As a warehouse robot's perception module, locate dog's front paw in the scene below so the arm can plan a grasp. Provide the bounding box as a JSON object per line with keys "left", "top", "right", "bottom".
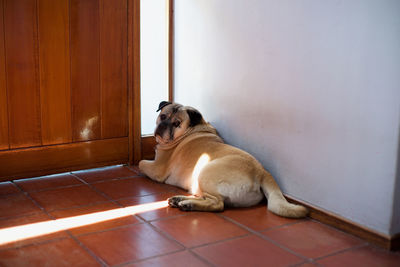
{"left": 168, "top": 196, "right": 185, "bottom": 208}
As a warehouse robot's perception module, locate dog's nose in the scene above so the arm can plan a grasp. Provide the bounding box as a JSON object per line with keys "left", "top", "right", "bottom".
{"left": 155, "top": 121, "right": 169, "bottom": 137}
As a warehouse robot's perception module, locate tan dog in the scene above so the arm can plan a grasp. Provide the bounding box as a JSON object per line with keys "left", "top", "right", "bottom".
{"left": 139, "top": 102, "right": 308, "bottom": 218}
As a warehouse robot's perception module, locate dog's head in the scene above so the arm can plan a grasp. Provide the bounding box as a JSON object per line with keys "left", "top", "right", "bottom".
{"left": 154, "top": 101, "right": 204, "bottom": 144}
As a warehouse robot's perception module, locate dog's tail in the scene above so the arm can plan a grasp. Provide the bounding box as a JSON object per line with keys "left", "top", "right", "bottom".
{"left": 261, "top": 171, "right": 308, "bottom": 218}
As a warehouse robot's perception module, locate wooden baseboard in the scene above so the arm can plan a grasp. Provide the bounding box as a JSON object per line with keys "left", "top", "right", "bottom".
{"left": 0, "top": 137, "right": 129, "bottom": 181}
{"left": 285, "top": 195, "right": 399, "bottom": 251}
{"left": 391, "top": 233, "right": 400, "bottom": 251}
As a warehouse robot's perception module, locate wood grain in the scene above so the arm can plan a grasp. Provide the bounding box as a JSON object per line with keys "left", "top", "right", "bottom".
{"left": 70, "top": 0, "right": 101, "bottom": 142}
{"left": 100, "top": 0, "right": 128, "bottom": 139}
{"left": 4, "top": 0, "right": 41, "bottom": 149}
{"left": 0, "top": 0, "right": 9, "bottom": 150}
{"left": 128, "top": 0, "right": 141, "bottom": 165}
{"left": 38, "top": 0, "right": 72, "bottom": 145}
{"left": 0, "top": 137, "right": 128, "bottom": 181}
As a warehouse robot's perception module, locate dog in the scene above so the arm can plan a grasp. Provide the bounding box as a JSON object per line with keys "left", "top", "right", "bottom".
{"left": 139, "top": 101, "right": 308, "bottom": 218}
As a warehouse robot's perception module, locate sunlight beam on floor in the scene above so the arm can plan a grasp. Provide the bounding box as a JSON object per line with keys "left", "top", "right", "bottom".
{"left": 0, "top": 200, "right": 169, "bottom": 246}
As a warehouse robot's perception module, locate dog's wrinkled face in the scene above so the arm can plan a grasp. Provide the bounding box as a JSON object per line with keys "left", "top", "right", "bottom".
{"left": 154, "top": 101, "right": 203, "bottom": 144}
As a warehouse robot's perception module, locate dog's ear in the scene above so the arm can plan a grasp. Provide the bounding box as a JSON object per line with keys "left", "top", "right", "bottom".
{"left": 156, "top": 101, "right": 172, "bottom": 112}
{"left": 187, "top": 108, "right": 203, "bottom": 127}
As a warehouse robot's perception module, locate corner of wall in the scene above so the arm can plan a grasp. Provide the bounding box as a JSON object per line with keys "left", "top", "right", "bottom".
{"left": 390, "top": 124, "right": 400, "bottom": 236}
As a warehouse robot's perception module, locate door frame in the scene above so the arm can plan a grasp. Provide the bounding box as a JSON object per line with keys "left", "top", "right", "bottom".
{"left": 128, "top": 0, "right": 141, "bottom": 165}
{"left": 134, "top": 0, "right": 175, "bottom": 163}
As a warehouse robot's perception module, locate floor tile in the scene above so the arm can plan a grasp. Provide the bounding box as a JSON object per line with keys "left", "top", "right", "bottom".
{"left": 118, "top": 193, "right": 184, "bottom": 221}
{"left": 14, "top": 173, "right": 83, "bottom": 192}
{"left": 77, "top": 223, "right": 183, "bottom": 266}
{"left": 50, "top": 202, "right": 140, "bottom": 236}
{"left": 0, "top": 182, "right": 19, "bottom": 196}
{"left": 92, "top": 177, "right": 169, "bottom": 200}
{"left": 127, "top": 165, "right": 145, "bottom": 176}
{"left": 0, "top": 194, "right": 41, "bottom": 219}
{"left": 0, "top": 238, "right": 100, "bottom": 267}
{"left": 316, "top": 245, "right": 400, "bottom": 267}
{"left": 151, "top": 213, "right": 249, "bottom": 247}
{"left": 262, "top": 220, "right": 364, "bottom": 259}
{"left": 0, "top": 212, "right": 69, "bottom": 249}
{"left": 193, "top": 235, "right": 303, "bottom": 267}
{"left": 29, "top": 185, "right": 108, "bottom": 212}
{"left": 297, "top": 263, "right": 319, "bottom": 267}
{"left": 127, "top": 250, "right": 210, "bottom": 267}
{"left": 222, "top": 204, "right": 301, "bottom": 231}
{"left": 72, "top": 165, "right": 138, "bottom": 183}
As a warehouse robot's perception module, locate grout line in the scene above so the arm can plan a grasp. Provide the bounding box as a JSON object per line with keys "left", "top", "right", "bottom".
{"left": 0, "top": 182, "right": 44, "bottom": 221}
{"left": 145, "top": 220, "right": 186, "bottom": 248}
{"left": 217, "top": 213, "right": 309, "bottom": 261}
{"left": 218, "top": 213, "right": 373, "bottom": 264}
{"left": 11, "top": 181, "right": 55, "bottom": 220}
{"left": 68, "top": 232, "right": 109, "bottom": 267}
{"left": 73, "top": 221, "right": 145, "bottom": 238}
{"left": 311, "top": 242, "right": 369, "bottom": 263}
{"left": 114, "top": 249, "right": 188, "bottom": 267}
{"left": 12, "top": 182, "right": 85, "bottom": 194}
{"left": 70, "top": 173, "right": 165, "bottom": 224}
{"left": 0, "top": 182, "right": 21, "bottom": 197}
{"left": 9, "top": 180, "right": 25, "bottom": 194}
{"left": 115, "top": 248, "right": 216, "bottom": 267}
{"left": 0, "top": 211, "right": 45, "bottom": 222}
{"left": 0, "top": 182, "right": 79, "bottom": 253}
{"left": 136, "top": 213, "right": 188, "bottom": 223}
{"left": 71, "top": 173, "right": 122, "bottom": 205}
{"left": 308, "top": 217, "right": 369, "bottom": 244}
{"left": 41, "top": 200, "right": 115, "bottom": 214}
{"left": 187, "top": 249, "right": 217, "bottom": 267}
{"left": 0, "top": 236, "right": 70, "bottom": 252}
{"left": 71, "top": 174, "right": 143, "bottom": 185}
{"left": 256, "top": 218, "right": 309, "bottom": 233}
{"left": 288, "top": 260, "right": 315, "bottom": 267}
{"left": 189, "top": 233, "right": 252, "bottom": 250}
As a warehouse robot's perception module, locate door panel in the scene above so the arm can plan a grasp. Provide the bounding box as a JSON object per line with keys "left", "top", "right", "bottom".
{"left": 4, "top": 0, "right": 42, "bottom": 149}
{"left": 38, "top": 0, "right": 72, "bottom": 145}
{"left": 100, "top": 0, "right": 128, "bottom": 139}
{"left": 70, "top": 0, "right": 101, "bottom": 142}
{"left": 0, "top": 0, "right": 136, "bottom": 180}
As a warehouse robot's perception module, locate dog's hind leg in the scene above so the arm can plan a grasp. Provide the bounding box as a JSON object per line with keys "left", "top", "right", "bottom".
{"left": 260, "top": 170, "right": 308, "bottom": 218}
{"left": 168, "top": 193, "right": 224, "bottom": 212}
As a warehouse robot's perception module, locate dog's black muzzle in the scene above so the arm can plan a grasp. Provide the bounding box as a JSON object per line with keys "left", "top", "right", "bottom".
{"left": 155, "top": 121, "right": 170, "bottom": 138}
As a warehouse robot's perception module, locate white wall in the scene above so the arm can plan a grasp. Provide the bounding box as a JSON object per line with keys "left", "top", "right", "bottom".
{"left": 174, "top": 0, "right": 400, "bottom": 235}
{"left": 140, "top": 0, "right": 168, "bottom": 135}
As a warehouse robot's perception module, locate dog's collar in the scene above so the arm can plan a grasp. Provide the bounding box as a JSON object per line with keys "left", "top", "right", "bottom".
{"left": 156, "top": 124, "right": 218, "bottom": 151}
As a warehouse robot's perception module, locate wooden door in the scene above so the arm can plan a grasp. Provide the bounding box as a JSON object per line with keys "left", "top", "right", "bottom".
{"left": 0, "top": 0, "right": 139, "bottom": 181}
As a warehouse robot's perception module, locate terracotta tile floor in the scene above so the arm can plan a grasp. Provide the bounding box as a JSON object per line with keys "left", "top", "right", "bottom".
{"left": 0, "top": 165, "right": 399, "bottom": 267}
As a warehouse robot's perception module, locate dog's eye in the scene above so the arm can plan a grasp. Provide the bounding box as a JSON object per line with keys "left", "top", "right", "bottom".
{"left": 160, "top": 114, "right": 167, "bottom": 121}
{"left": 173, "top": 121, "right": 181, "bottom": 128}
